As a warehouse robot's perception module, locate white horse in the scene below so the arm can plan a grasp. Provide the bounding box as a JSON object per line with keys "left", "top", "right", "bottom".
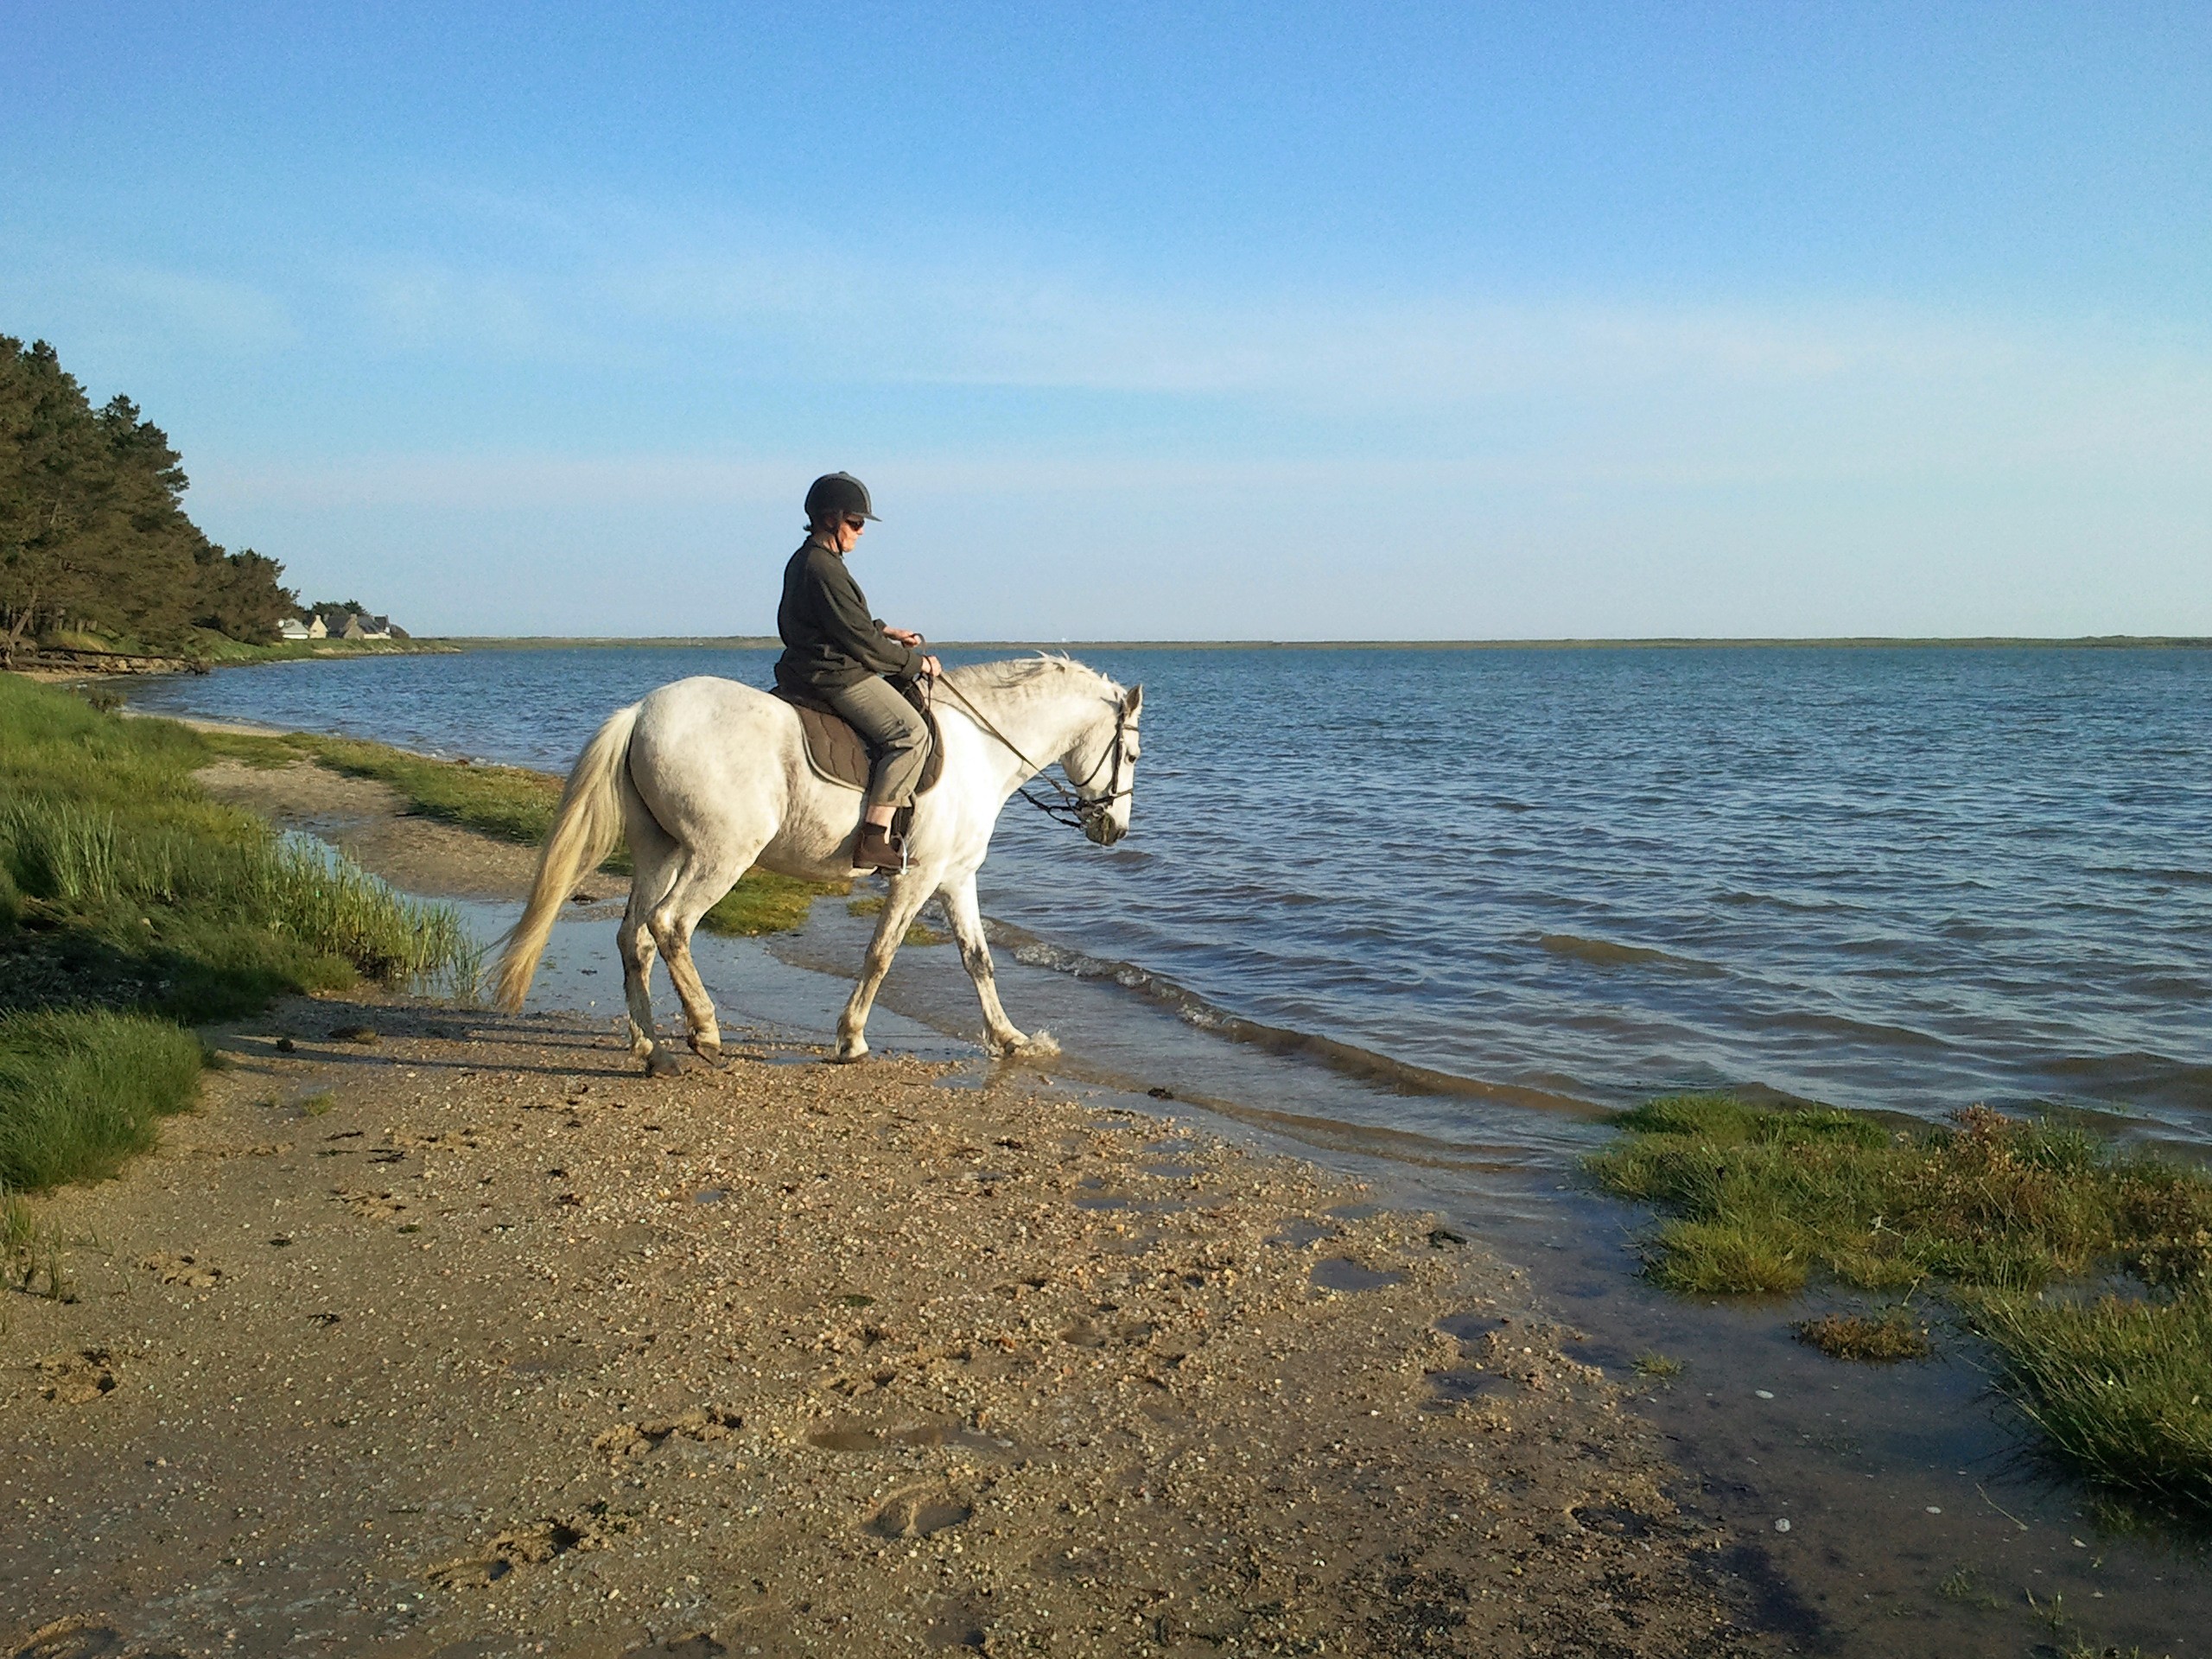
{"left": 493, "top": 656, "right": 1141, "bottom": 1072}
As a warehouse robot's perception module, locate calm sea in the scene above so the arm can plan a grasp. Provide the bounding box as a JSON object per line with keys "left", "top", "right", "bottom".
{"left": 130, "top": 644, "right": 2212, "bottom": 1151}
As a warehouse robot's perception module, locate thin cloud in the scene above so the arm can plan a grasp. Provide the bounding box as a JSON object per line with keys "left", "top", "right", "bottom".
{"left": 0, "top": 248, "right": 297, "bottom": 353}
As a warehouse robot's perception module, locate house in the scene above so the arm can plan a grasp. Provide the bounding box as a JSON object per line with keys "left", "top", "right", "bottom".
{"left": 302, "top": 603, "right": 401, "bottom": 641}
{"left": 278, "top": 613, "right": 321, "bottom": 640}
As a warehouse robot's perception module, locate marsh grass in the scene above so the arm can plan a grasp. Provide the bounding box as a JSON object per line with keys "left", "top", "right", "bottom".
{"left": 1586, "top": 1094, "right": 2196, "bottom": 1296}
{"left": 1590, "top": 1091, "right": 2212, "bottom": 1516}
{"left": 0, "top": 1009, "right": 206, "bottom": 1189}
{"left": 0, "top": 798, "right": 477, "bottom": 1016}
{"left": 1972, "top": 1289, "right": 2212, "bottom": 1517}
{"left": 202, "top": 727, "right": 842, "bottom": 936}
{"left": 847, "top": 891, "right": 951, "bottom": 945}
{"left": 701, "top": 868, "right": 845, "bottom": 937}
{"left": 1793, "top": 1308, "right": 1932, "bottom": 1362}
{"left": 0, "top": 675, "right": 479, "bottom": 1191}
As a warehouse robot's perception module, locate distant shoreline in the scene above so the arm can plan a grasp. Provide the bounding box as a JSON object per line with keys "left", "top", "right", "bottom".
{"left": 423, "top": 632, "right": 2212, "bottom": 652}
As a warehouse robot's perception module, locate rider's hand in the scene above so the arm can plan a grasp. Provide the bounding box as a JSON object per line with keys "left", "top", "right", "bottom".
{"left": 919, "top": 654, "right": 943, "bottom": 678}
{"left": 884, "top": 626, "right": 924, "bottom": 646}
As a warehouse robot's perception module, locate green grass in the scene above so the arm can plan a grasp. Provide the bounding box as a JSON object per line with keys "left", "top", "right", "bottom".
{"left": 700, "top": 870, "right": 843, "bottom": 936}
{"left": 847, "top": 891, "right": 950, "bottom": 945}
{"left": 0, "top": 1009, "right": 205, "bottom": 1188}
{"left": 200, "top": 726, "right": 565, "bottom": 841}
{"left": 26, "top": 626, "right": 442, "bottom": 665}
{"left": 1589, "top": 1092, "right": 2212, "bottom": 1517}
{"left": 189, "top": 632, "right": 445, "bottom": 664}
{"left": 201, "top": 727, "right": 842, "bottom": 936}
{"left": 1586, "top": 1094, "right": 2181, "bottom": 1295}
{"left": 1974, "top": 1289, "right": 2212, "bottom": 1516}
{"left": 0, "top": 673, "right": 480, "bottom": 1190}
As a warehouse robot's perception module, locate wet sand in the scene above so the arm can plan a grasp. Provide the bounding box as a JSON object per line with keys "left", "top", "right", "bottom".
{"left": 2, "top": 765, "right": 1770, "bottom": 1656}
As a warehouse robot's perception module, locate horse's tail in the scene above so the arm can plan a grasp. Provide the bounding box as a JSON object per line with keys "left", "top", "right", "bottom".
{"left": 493, "top": 702, "right": 641, "bottom": 1012}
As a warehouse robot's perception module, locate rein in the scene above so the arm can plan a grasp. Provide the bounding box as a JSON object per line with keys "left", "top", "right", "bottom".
{"left": 927, "top": 673, "right": 1132, "bottom": 833}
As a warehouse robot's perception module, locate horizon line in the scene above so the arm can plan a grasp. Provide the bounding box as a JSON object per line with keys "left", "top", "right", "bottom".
{"left": 421, "top": 633, "right": 2212, "bottom": 651}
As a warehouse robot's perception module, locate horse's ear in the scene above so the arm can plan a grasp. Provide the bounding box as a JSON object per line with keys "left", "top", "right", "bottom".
{"left": 1122, "top": 683, "right": 1143, "bottom": 719}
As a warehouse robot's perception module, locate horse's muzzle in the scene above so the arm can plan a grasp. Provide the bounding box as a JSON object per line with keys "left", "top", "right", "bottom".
{"left": 1085, "top": 817, "right": 1124, "bottom": 847}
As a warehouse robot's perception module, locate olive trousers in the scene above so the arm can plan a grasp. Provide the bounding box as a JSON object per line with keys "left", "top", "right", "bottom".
{"left": 823, "top": 675, "right": 929, "bottom": 810}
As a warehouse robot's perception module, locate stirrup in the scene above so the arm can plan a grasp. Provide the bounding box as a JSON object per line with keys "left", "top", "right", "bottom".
{"left": 852, "top": 823, "right": 907, "bottom": 874}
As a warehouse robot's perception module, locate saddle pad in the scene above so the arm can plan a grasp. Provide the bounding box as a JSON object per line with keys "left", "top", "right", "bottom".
{"left": 774, "top": 688, "right": 945, "bottom": 797}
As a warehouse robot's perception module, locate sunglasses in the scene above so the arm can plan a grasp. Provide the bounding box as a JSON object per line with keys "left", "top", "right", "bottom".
{"left": 842, "top": 516, "right": 867, "bottom": 531}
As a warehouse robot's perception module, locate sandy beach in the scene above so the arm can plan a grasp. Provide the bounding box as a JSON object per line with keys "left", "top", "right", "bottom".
{"left": 3, "top": 760, "right": 1769, "bottom": 1657}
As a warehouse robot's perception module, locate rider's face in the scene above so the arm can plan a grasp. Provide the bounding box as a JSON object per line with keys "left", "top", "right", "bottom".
{"left": 834, "top": 516, "right": 864, "bottom": 553}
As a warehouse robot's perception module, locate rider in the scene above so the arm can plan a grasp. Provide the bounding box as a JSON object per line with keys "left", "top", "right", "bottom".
{"left": 774, "top": 472, "right": 943, "bottom": 872}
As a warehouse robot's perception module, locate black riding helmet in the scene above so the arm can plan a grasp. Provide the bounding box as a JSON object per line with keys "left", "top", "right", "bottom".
{"left": 804, "top": 472, "right": 878, "bottom": 523}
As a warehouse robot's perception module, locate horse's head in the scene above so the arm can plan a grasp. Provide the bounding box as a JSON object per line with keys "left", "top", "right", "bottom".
{"left": 1064, "top": 681, "right": 1142, "bottom": 846}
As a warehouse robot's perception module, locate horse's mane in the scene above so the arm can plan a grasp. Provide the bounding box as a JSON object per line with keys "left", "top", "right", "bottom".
{"left": 942, "top": 652, "right": 1118, "bottom": 698}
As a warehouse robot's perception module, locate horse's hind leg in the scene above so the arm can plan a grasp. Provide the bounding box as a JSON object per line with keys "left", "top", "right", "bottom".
{"left": 647, "top": 842, "right": 768, "bottom": 1065}
{"left": 941, "top": 871, "right": 1045, "bottom": 1057}
{"left": 618, "top": 893, "right": 660, "bottom": 1063}
{"left": 620, "top": 810, "right": 684, "bottom": 1071}
{"left": 835, "top": 869, "right": 935, "bottom": 1062}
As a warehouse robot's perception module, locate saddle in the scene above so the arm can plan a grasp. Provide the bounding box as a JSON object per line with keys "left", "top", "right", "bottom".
{"left": 770, "top": 678, "right": 946, "bottom": 803}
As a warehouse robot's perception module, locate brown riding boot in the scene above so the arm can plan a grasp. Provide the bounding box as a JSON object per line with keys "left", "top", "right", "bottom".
{"left": 852, "top": 822, "right": 907, "bottom": 873}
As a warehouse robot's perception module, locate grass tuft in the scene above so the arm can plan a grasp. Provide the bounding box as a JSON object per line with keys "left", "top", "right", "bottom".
{"left": 1793, "top": 1308, "right": 1932, "bottom": 1362}
{"left": 1970, "top": 1289, "right": 2212, "bottom": 1516}
{"left": 0, "top": 1008, "right": 205, "bottom": 1189}
{"left": 1590, "top": 1090, "right": 2212, "bottom": 1516}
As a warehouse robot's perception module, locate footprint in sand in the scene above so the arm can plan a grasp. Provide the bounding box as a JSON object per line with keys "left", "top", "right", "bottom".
{"left": 1058, "top": 1313, "right": 1156, "bottom": 1348}
{"left": 426, "top": 1516, "right": 602, "bottom": 1589}
{"left": 591, "top": 1407, "right": 743, "bottom": 1461}
{"left": 137, "top": 1251, "right": 226, "bottom": 1288}
{"left": 35, "top": 1350, "right": 118, "bottom": 1405}
{"left": 5, "top": 1613, "right": 187, "bottom": 1658}
{"left": 331, "top": 1187, "right": 408, "bottom": 1219}
{"left": 866, "top": 1485, "right": 973, "bottom": 1539}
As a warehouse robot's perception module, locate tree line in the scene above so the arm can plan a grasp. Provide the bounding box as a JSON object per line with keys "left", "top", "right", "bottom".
{"left": 0, "top": 334, "right": 296, "bottom": 656}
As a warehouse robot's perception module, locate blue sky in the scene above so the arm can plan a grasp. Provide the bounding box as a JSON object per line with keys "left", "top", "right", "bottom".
{"left": 4, "top": 3, "right": 2207, "bottom": 638}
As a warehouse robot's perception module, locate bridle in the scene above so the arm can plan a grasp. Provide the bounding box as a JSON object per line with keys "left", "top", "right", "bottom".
{"left": 928, "top": 674, "right": 1137, "bottom": 836}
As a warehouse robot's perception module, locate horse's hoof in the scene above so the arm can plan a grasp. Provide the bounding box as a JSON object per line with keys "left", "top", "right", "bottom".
{"left": 688, "top": 1039, "right": 729, "bottom": 1071}
{"left": 1006, "top": 1029, "right": 1059, "bottom": 1060}
{"left": 833, "top": 1040, "right": 869, "bottom": 1065}
{"left": 644, "top": 1046, "right": 691, "bottom": 1078}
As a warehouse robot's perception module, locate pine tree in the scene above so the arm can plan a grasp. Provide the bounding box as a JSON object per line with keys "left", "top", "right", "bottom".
{"left": 0, "top": 335, "right": 300, "bottom": 655}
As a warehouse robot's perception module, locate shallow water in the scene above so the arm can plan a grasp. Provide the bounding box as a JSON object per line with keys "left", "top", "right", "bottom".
{"left": 130, "top": 641, "right": 2212, "bottom": 1154}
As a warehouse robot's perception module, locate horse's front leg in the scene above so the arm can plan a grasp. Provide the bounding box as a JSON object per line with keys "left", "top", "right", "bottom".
{"left": 941, "top": 872, "right": 1051, "bottom": 1058}
{"left": 836, "top": 869, "right": 935, "bottom": 1062}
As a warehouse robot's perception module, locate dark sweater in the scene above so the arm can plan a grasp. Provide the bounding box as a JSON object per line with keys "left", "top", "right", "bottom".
{"left": 773, "top": 536, "right": 920, "bottom": 694}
